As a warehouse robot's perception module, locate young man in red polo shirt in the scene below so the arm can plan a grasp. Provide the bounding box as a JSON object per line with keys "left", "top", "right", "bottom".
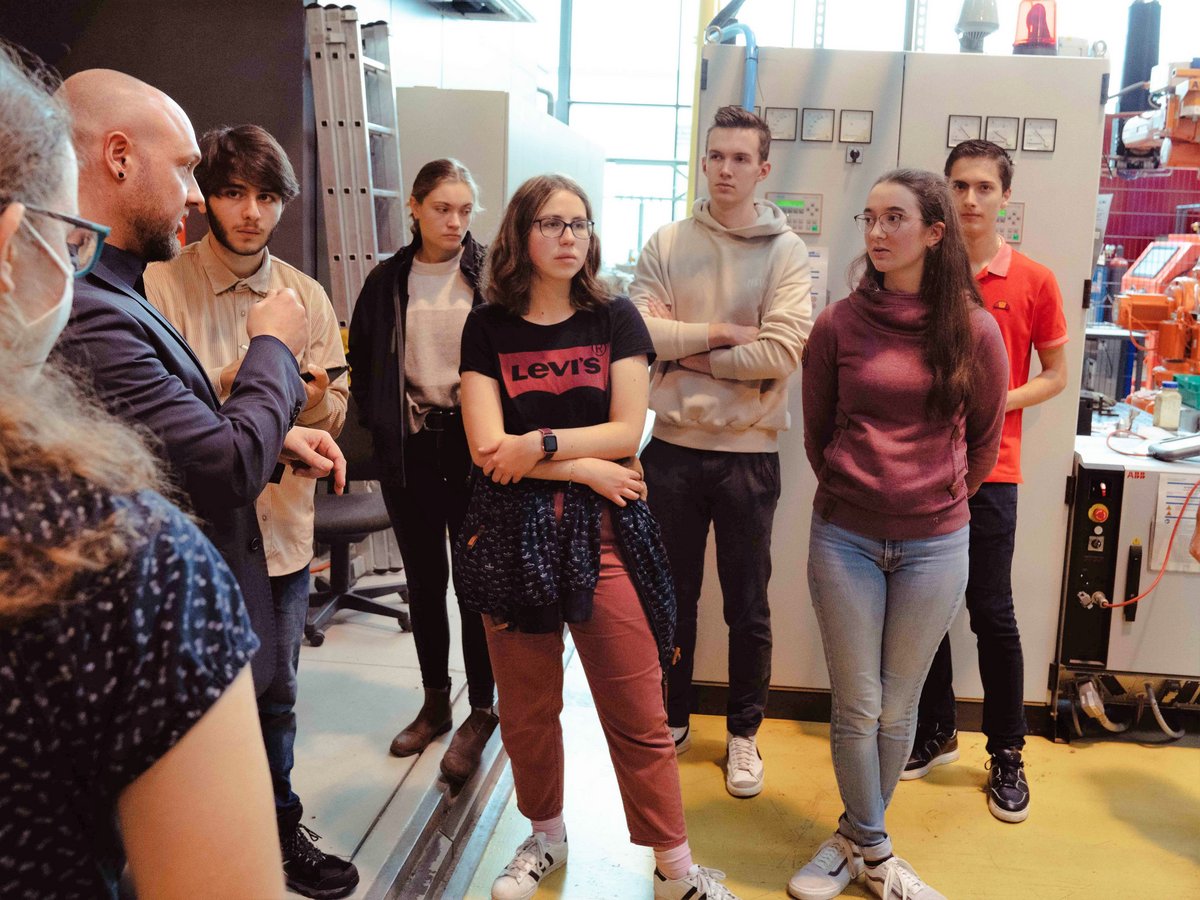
{"left": 902, "top": 140, "right": 1068, "bottom": 824}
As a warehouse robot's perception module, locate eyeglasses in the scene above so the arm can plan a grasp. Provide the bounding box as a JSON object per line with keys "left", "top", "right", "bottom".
{"left": 853, "top": 213, "right": 910, "bottom": 235}
{"left": 2, "top": 200, "right": 111, "bottom": 277}
{"left": 532, "top": 217, "right": 594, "bottom": 240}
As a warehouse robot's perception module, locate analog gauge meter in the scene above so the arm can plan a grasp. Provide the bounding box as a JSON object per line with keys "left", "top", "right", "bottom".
{"left": 985, "top": 116, "right": 1020, "bottom": 151}
{"left": 1023, "top": 117, "right": 1057, "bottom": 152}
{"left": 800, "top": 107, "right": 834, "bottom": 142}
{"left": 765, "top": 107, "right": 798, "bottom": 141}
{"left": 839, "top": 109, "right": 873, "bottom": 144}
{"left": 947, "top": 114, "right": 982, "bottom": 148}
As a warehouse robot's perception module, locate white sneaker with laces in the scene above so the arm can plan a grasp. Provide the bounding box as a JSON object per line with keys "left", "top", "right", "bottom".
{"left": 725, "top": 732, "right": 764, "bottom": 797}
{"left": 654, "top": 864, "right": 741, "bottom": 899}
{"left": 863, "top": 856, "right": 946, "bottom": 900}
{"left": 490, "top": 832, "right": 568, "bottom": 900}
{"left": 787, "top": 832, "right": 865, "bottom": 900}
{"left": 670, "top": 724, "right": 691, "bottom": 755}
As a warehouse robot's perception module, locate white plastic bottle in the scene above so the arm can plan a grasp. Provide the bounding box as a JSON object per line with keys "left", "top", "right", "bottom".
{"left": 1154, "top": 380, "right": 1182, "bottom": 430}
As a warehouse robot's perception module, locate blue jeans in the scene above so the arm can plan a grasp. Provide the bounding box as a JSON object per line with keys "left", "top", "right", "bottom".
{"left": 808, "top": 514, "right": 968, "bottom": 850}
{"left": 918, "top": 483, "right": 1027, "bottom": 754}
{"left": 259, "top": 564, "right": 310, "bottom": 831}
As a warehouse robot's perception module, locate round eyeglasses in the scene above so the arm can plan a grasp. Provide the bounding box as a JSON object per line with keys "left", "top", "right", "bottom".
{"left": 853, "top": 213, "right": 910, "bottom": 235}
{"left": 533, "top": 217, "right": 594, "bottom": 240}
{"left": 7, "top": 201, "right": 111, "bottom": 277}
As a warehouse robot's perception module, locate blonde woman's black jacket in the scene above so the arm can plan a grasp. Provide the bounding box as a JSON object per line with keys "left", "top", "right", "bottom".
{"left": 347, "top": 231, "right": 486, "bottom": 484}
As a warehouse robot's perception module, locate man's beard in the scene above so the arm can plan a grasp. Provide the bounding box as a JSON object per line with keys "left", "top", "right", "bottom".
{"left": 129, "top": 209, "right": 182, "bottom": 263}
{"left": 208, "top": 209, "right": 276, "bottom": 257}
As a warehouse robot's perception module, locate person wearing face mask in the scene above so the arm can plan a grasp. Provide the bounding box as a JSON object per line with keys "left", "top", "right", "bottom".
{"left": 347, "top": 158, "right": 497, "bottom": 784}
{"left": 0, "top": 42, "right": 283, "bottom": 897}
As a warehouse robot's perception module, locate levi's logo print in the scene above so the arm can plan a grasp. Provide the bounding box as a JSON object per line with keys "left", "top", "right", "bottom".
{"left": 500, "top": 343, "right": 610, "bottom": 396}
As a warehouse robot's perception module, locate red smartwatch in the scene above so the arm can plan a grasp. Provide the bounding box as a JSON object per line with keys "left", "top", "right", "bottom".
{"left": 538, "top": 427, "right": 557, "bottom": 460}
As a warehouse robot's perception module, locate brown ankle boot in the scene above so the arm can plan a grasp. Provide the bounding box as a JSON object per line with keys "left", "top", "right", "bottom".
{"left": 389, "top": 686, "right": 452, "bottom": 757}
{"left": 440, "top": 707, "right": 499, "bottom": 783}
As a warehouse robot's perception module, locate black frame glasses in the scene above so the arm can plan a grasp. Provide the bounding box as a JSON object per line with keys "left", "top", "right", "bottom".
{"left": 853, "top": 213, "right": 910, "bottom": 235}
{"left": 532, "top": 217, "right": 594, "bottom": 240}
{"left": 3, "top": 200, "right": 111, "bottom": 277}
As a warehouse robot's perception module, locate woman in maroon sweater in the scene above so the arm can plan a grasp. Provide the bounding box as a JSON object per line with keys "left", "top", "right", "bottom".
{"left": 789, "top": 169, "right": 1007, "bottom": 900}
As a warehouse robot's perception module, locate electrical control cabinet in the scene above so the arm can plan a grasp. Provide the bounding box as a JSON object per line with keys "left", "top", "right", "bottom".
{"left": 1050, "top": 438, "right": 1200, "bottom": 740}
{"left": 696, "top": 45, "right": 1107, "bottom": 706}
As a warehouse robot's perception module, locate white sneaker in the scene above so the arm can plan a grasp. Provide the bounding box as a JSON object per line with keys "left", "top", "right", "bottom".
{"left": 787, "top": 832, "right": 865, "bottom": 900}
{"left": 670, "top": 724, "right": 691, "bottom": 755}
{"left": 863, "top": 856, "right": 946, "bottom": 900}
{"left": 654, "top": 864, "right": 740, "bottom": 899}
{"left": 490, "top": 832, "right": 568, "bottom": 900}
{"left": 725, "top": 733, "right": 764, "bottom": 797}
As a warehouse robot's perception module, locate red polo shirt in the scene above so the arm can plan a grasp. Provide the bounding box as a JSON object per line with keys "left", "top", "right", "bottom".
{"left": 977, "top": 242, "right": 1068, "bottom": 484}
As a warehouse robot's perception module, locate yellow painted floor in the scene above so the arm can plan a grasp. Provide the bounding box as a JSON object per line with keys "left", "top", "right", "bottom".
{"left": 464, "top": 651, "right": 1200, "bottom": 899}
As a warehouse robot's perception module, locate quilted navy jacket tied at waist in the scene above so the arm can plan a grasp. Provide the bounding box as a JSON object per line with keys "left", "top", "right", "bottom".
{"left": 452, "top": 474, "right": 677, "bottom": 670}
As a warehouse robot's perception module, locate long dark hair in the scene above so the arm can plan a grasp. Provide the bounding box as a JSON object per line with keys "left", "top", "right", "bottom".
{"left": 852, "top": 168, "right": 983, "bottom": 420}
{"left": 482, "top": 173, "right": 607, "bottom": 315}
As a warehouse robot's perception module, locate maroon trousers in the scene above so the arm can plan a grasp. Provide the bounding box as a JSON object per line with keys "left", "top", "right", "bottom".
{"left": 485, "top": 510, "right": 687, "bottom": 849}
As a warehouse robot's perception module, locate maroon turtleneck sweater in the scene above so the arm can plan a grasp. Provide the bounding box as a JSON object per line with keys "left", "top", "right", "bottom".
{"left": 801, "top": 285, "right": 1009, "bottom": 540}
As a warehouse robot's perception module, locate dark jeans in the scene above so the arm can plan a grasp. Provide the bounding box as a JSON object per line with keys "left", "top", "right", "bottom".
{"left": 259, "top": 564, "right": 311, "bottom": 831}
{"left": 917, "top": 482, "right": 1027, "bottom": 754}
{"left": 379, "top": 415, "right": 494, "bottom": 709}
{"left": 641, "top": 438, "right": 780, "bottom": 737}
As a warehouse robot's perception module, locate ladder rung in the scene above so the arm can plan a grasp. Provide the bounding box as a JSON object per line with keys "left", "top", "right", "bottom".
{"left": 377, "top": 252, "right": 394, "bottom": 262}
{"left": 361, "top": 55, "right": 387, "bottom": 72}
{"left": 372, "top": 188, "right": 400, "bottom": 198}
{"left": 367, "top": 123, "right": 395, "bottom": 136}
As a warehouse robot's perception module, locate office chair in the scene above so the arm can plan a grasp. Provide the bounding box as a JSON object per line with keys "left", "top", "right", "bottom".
{"left": 306, "top": 396, "right": 410, "bottom": 646}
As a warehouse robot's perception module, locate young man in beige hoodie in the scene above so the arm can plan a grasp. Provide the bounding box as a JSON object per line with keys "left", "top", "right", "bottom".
{"left": 631, "top": 106, "right": 812, "bottom": 798}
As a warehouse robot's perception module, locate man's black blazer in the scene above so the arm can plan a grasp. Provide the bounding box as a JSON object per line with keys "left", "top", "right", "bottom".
{"left": 55, "top": 249, "right": 306, "bottom": 690}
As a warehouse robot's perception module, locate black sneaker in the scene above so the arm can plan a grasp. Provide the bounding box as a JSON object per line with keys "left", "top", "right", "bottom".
{"left": 900, "top": 726, "right": 959, "bottom": 781}
{"left": 986, "top": 748, "right": 1030, "bottom": 823}
{"left": 282, "top": 823, "right": 360, "bottom": 899}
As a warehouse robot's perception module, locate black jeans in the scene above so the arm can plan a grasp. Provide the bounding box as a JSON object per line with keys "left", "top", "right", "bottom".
{"left": 641, "top": 438, "right": 780, "bottom": 737}
{"left": 379, "top": 415, "right": 495, "bottom": 709}
{"left": 917, "top": 482, "right": 1026, "bottom": 754}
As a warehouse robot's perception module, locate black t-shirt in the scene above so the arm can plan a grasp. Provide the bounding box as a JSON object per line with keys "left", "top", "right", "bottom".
{"left": 459, "top": 296, "right": 655, "bottom": 433}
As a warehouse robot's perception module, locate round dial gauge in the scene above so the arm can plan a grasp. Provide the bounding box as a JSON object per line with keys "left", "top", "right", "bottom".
{"left": 765, "top": 107, "right": 798, "bottom": 141}
{"left": 801, "top": 108, "right": 834, "bottom": 142}
{"left": 839, "top": 109, "right": 873, "bottom": 144}
{"left": 985, "top": 116, "right": 1020, "bottom": 151}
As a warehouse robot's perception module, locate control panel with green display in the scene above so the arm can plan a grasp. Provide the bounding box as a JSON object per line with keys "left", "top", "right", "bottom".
{"left": 995, "top": 201, "right": 1024, "bottom": 244}
{"left": 766, "top": 191, "right": 823, "bottom": 236}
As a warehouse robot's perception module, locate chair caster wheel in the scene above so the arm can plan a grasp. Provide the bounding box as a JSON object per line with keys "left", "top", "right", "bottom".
{"left": 306, "top": 629, "right": 325, "bottom": 647}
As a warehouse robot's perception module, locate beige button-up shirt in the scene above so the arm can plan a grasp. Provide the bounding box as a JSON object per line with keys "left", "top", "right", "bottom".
{"left": 145, "top": 233, "right": 348, "bottom": 577}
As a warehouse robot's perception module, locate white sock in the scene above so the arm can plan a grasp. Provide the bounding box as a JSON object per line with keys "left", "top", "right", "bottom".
{"left": 530, "top": 814, "right": 565, "bottom": 844}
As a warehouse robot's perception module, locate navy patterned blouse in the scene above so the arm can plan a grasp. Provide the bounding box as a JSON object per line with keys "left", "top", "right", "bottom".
{"left": 0, "top": 474, "right": 259, "bottom": 898}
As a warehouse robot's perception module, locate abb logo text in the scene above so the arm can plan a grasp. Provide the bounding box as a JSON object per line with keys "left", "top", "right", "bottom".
{"left": 1127, "top": 471, "right": 1146, "bottom": 479}
{"left": 499, "top": 344, "right": 609, "bottom": 397}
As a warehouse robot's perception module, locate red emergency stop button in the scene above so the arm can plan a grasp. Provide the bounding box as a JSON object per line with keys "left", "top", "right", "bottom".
{"left": 1088, "top": 503, "right": 1109, "bottom": 523}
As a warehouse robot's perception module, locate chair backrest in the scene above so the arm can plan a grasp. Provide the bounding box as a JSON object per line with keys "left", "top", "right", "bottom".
{"left": 339, "top": 393, "right": 382, "bottom": 483}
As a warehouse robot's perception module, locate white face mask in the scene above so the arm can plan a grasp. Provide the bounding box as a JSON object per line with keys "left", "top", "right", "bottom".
{"left": 1, "top": 219, "right": 73, "bottom": 381}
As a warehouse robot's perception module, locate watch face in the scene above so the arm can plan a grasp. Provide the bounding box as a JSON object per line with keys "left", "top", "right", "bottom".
{"left": 542, "top": 434, "right": 558, "bottom": 455}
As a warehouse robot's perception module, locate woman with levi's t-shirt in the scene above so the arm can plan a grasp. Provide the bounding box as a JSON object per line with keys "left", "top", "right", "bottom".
{"left": 455, "top": 174, "right": 739, "bottom": 900}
